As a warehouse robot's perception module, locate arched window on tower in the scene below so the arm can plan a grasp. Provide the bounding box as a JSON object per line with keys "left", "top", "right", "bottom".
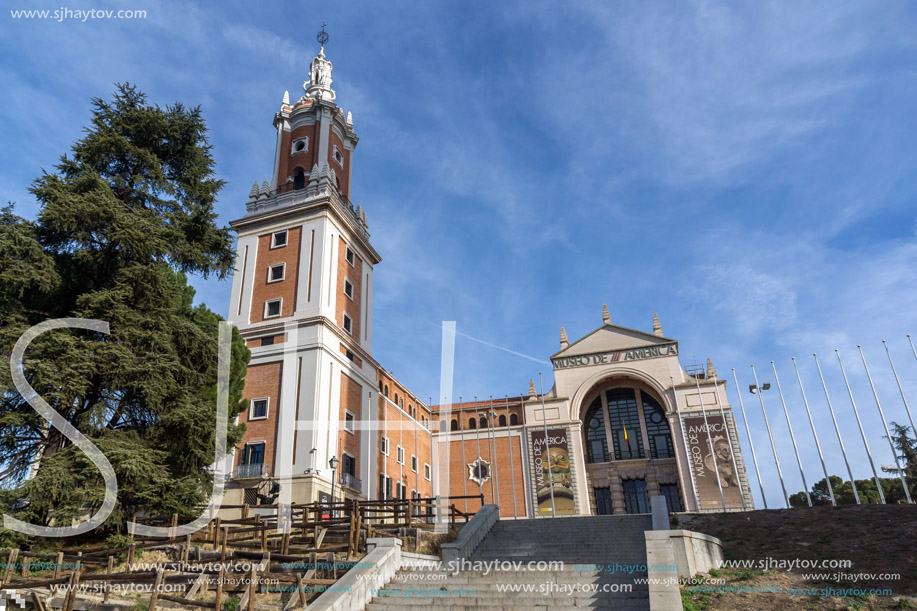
{"left": 450, "top": 419, "right": 458, "bottom": 431}
{"left": 584, "top": 396, "right": 609, "bottom": 463}
{"left": 468, "top": 417, "right": 476, "bottom": 430}
{"left": 293, "top": 169, "right": 306, "bottom": 190}
{"left": 498, "top": 415, "right": 507, "bottom": 427}
{"left": 642, "top": 391, "right": 674, "bottom": 459}
{"left": 510, "top": 413, "right": 519, "bottom": 426}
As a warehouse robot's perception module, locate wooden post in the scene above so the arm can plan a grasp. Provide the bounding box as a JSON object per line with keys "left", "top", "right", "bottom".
{"left": 259, "top": 516, "right": 267, "bottom": 551}
{"left": 20, "top": 553, "right": 29, "bottom": 578}
{"left": 52, "top": 551, "right": 64, "bottom": 583}
{"left": 215, "top": 566, "right": 224, "bottom": 611}
{"left": 247, "top": 566, "right": 257, "bottom": 611}
{"left": 170, "top": 513, "right": 178, "bottom": 542}
{"left": 63, "top": 569, "right": 81, "bottom": 611}
{"left": 295, "top": 573, "right": 307, "bottom": 607}
{"left": 127, "top": 544, "right": 135, "bottom": 572}
{"left": 242, "top": 504, "right": 250, "bottom": 520}
{"left": 103, "top": 556, "right": 114, "bottom": 603}
{"left": 220, "top": 527, "right": 229, "bottom": 563}
{"left": 148, "top": 568, "right": 164, "bottom": 611}
{"left": 183, "top": 534, "right": 192, "bottom": 565}
{"left": 214, "top": 517, "right": 222, "bottom": 546}
{"left": 2, "top": 548, "right": 19, "bottom": 585}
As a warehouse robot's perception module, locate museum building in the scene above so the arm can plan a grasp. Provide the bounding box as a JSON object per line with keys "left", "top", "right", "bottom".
{"left": 221, "top": 43, "right": 754, "bottom": 517}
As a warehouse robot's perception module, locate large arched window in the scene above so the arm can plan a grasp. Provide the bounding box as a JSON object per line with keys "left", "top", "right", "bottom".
{"left": 510, "top": 413, "right": 519, "bottom": 426}
{"left": 606, "top": 389, "right": 644, "bottom": 460}
{"left": 498, "top": 415, "right": 507, "bottom": 427}
{"left": 468, "top": 417, "right": 476, "bottom": 430}
{"left": 584, "top": 396, "right": 609, "bottom": 463}
{"left": 450, "top": 419, "right": 458, "bottom": 431}
{"left": 641, "top": 391, "right": 674, "bottom": 459}
{"left": 479, "top": 416, "right": 487, "bottom": 428}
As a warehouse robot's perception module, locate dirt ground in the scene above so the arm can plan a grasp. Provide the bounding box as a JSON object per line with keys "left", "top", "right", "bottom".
{"left": 676, "top": 504, "right": 916, "bottom": 610}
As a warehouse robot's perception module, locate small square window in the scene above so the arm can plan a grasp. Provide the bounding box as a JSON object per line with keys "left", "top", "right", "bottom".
{"left": 268, "top": 263, "right": 285, "bottom": 283}
{"left": 344, "top": 411, "right": 355, "bottom": 434}
{"left": 380, "top": 436, "right": 389, "bottom": 455}
{"left": 271, "top": 231, "right": 288, "bottom": 248}
{"left": 411, "top": 455, "right": 417, "bottom": 472}
{"left": 261, "top": 336, "right": 275, "bottom": 347}
{"left": 250, "top": 398, "right": 269, "bottom": 420}
{"left": 345, "top": 246, "right": 355, "bottom": 266}
{"left": 264, "top": 299, "right": 282, "bottom": 318}
{"left": 424, "top": 463, "right": 432, "bottom": 481}
{"left": 344, "top": 279, "right": 354, "bottom": 299}
{"left": 342, "top": 314, "right": 352, "bottom": 334}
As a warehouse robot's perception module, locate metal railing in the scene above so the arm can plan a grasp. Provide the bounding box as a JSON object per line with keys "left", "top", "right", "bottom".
{"left": 232, "top": 463, "right": 269, "bottom": 479}
{"left": 340, "top": 472, "right": 362, "bottom": 492}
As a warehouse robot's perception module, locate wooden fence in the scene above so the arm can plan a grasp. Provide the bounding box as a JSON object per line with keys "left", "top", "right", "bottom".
{"left": 0, "top": 494, "right": 484, "bottom": 611}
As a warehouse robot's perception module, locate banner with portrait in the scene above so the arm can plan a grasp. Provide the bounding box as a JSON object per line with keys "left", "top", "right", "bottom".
{"left": 682, "top": 414, "right": 744, "bottom": 509}
{"left": 531, "top": 428, "right": 576, "bottom": 515}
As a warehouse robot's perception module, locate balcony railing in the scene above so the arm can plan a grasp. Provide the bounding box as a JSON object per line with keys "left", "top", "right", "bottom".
{"left": 232, "top": 463, "right": 269, "bottom": 479}
{"left": 340, "top": 473, "right": 362, "bottom": 492}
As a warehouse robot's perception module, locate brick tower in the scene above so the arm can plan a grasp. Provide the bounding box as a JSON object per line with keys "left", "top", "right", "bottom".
{"left": 223, "top": 41, "right": 434, "bottom": 509}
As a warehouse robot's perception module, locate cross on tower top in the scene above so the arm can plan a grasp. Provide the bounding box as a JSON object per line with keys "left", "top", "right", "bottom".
{"left": 317, "top": 21, "right": 329, "bottom": 48}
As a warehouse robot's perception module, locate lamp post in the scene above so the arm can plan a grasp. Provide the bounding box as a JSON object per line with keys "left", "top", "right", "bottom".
{"left": 329, "top": 455, "right": 339, "bottom": 518}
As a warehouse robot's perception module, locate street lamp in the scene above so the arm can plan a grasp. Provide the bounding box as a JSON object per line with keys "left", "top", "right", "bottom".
{"left": 748, "top": 383, "right": 770, "bottom": 394}
{"left": 329, "top": 455, "right": 339, "bottom": 517}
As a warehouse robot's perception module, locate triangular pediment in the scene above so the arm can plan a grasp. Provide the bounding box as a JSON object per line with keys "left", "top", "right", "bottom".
{"left": 551, "top": 324, "right": 676, "bottom": 360}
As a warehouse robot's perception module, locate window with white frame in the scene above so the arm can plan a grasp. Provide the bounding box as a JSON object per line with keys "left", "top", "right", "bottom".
{"left": 380, "top": 436, "right": 389, "bottom": 455}
{"left": 396, "top": 446, "right": 404, "bottom": 465}
{"left": 333, "top": 145, "right": 344, "bottom": 167}
{"left": 250, "top": 398, "right": 269, "bottom": 420}
{"left": 268, "top": 263, "right": 285, "bottom": 283}
{"left": 342, "top": 314, "right": 352, "bottom": 334}
{"left": 264, "top": 299, "right": 282, "bottom": 318}
{"left": 344, "top": 411, "right": 355, "bottom": 433}
{"left": 411, "top": 455, "right": 417, "bottom": 472}
{"left": 344, "top": 279, "right": 354, "bottom": 299}
{"left": 424, "top": 463, "right": 432, "bottom": 481}
{"left": 271, "top": 230, "right": 288, "bottom": 248}
{"left": 345, "top": 246, "right": 355, "bottom": 265}
{"left": 291, "top": 137, "right": 308, "bottom": 154}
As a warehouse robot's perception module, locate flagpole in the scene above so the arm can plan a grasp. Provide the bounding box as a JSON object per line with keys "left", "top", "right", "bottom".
{"left": 672, "top": 376, "right": 701, "bottom": 512}
{"left": 693, "top": 370, "right": 726, "bottom": 511}
{"left": 732, "top": 368, "right": 767, "bottom": 509}
{"left": 884, "top": 340, "right": 917, "bottom": 440}
{"left": 814, "top": 353, "right": 860, "bottom": 504}
{"left": 751, "top": 364, "right": 789, "bottom": 508}
{"left": 836, "top": 349, "right": 885, "bottom": 504}
{"left": 859, "top": 346, "right": 912, "bottom": 504}
{"left": 538, "top": 373, "right": 557, "bottom": 518}
{"left": 771, "top": 362, "right": 811, "bottom": 507}
{"left": 488, "top": 396, "right": 500, "bottom": 508}
{"left": 458, "top": 396, "right": 468, "bottom": 512}
{"left": 791, "top": 358, "right": 835, "bottom": 506}
{"left": 505, "top": 395, "right": 519, "bottom": 518}
{"left": 473, "top": 396, "right": 483, "bottom": 497}
{"left": 711, "top": 373, "right": 747, "bottom": 511}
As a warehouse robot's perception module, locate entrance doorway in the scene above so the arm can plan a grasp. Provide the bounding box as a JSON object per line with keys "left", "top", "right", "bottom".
{"left": 622, "top": 479, "right": 649, "bottom": 514}
{"left": 594, "top": 488, "right": 613, "bottom": 515}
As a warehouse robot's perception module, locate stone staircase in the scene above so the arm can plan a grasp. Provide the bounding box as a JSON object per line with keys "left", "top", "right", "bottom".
{"left": 365, "top": 515, "right": 654, "bottom": 611}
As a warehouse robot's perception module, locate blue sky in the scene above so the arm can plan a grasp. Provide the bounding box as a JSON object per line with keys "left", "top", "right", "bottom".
{"left": 4, "top": 1, "right": 917, "bottom": 508}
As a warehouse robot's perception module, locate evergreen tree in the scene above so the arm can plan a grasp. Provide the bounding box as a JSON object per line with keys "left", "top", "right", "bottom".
{"left": 0, "top": 84, "right": 249, "bottom": 531}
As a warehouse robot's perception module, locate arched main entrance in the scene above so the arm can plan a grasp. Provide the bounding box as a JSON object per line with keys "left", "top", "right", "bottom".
{"left": 579, "top": 377, "right": 683, "bottom": 515}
